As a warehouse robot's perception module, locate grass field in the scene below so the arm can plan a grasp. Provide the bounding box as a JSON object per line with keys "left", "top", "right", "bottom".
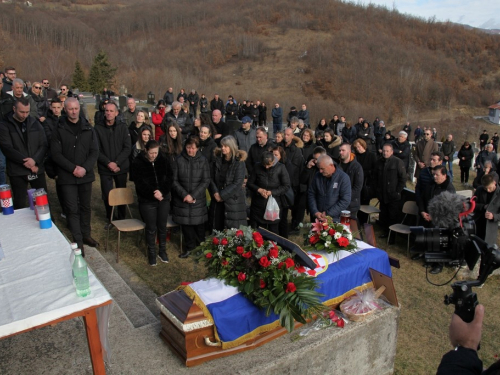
{"left": 41, "top": 161, "right": 500, "bottom": 375}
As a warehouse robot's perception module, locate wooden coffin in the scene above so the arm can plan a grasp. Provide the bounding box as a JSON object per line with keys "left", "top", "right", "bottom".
{"left": 156, "top": 289, "right": 317, "bottom": 367}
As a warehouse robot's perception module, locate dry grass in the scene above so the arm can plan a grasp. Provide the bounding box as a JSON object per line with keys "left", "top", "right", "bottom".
{"left": 43, "top": 111, "right": 499, "bottom": 374}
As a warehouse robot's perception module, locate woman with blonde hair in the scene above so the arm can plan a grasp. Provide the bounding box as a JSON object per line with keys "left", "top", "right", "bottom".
{"left": 29, "top": 81, "right": 49, "bottom": 122}
{"left": 129, "top": 110, "right": 152, "bottom": 146}
{"left": 209, "top": 136, "right": 248, "bottom": 230}
{"left": 301, "top": 128, "right": 316, "bottom": 161}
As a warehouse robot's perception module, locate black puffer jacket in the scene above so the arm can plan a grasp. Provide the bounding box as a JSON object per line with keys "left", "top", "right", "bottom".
{"left": 30, "top": 92, "right": 49, "bottom": 120}
{"left": 246, "top": 139, "right": 276, "bottom": 176}
{"left": 171, "top": 150, "right": 211, "bottom": 225}
{"left": 132, "top": 151, "right": 172, "bottom": 204}
{"left": 0, "top": 113, "right": 47, "bottom": 176}
{"left": 94, "top": 119, "right": 131, "bottom": 175}
{"left": 210, "top": 149, "right": 248, "bottom": 229}
{"left": 50, "top": 116, "right": 99, "bottom": 185}
{"left": 247, "top": 158, "right": 290, "bottom": 225}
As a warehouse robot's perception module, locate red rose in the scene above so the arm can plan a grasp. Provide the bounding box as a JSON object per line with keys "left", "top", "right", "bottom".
{"left": 221, "top": 238, "right": 229, "bottom": 246}
{"left": 337, "top": 237, "right": 349, "bottom": 247}
{"left": 269, "top": 248, "right": 279, "bottom": 258}
{"left": 278, "top": 262, "right": 285, "bottom": 269}
{"left": 337, "top": 319, "right": 345, "bottom": 328}
{"left": 221, "top": 260, "right": 228, "bottom": 266}
{"left": 328, "top": 228, "right": 335, "bottom": 236}
{"left": 285, "top": 258, "right": 295, "bottom": 268}
{"left": 285, "top": 282, "right": 296, "bottom": 293}
{"left": 309, "top": 235, "right": 319, "bottom": 245}
{"left": 236, "top": 230, "right": 244, "bottom": 237}
{"left": 260, "top": 279, "right": 266, "bottom": 289}
{"left": 259, "top": 256, "right": 271, "bottom": 268}
{"left": 242, "top": 251, "right": 252, "bottom": 258}
{"left": 236, "top": 246, "right": 244, "bottom": 255}
{"left": 252, "top": 232, "right": 264, "bottom": 247}
{"left": 206, "top": 252, "right": 213, "bottom": 259}
{"left": 237, "top": 272, "right": 246, "bottom": 282}
{"left": 212, "top": 237, "right": 219, "bottom": 245}
{"left": 295, "top": 265, "right": 306, "bottom": 273}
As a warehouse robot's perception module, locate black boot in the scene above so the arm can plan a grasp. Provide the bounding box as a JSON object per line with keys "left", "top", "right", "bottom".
{"left": 158, "top": 240, "right": 169, "bottom": 263}
{"left": 145, "top": 230, "right": 157, "bottom": 266}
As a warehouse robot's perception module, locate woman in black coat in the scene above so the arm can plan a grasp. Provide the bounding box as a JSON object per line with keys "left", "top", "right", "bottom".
{"left": 198, "top": 124, "right": 217, "bottom": 165}
{"left": 172, "top": 137, "right": 211, "bottom": 258}
{"left": 270, "top": 145, "right": 295, "bottom": 238}
{"left": 301, "top": 128, "right": 316, "bottom": 162}
{"left": 458, "top": 141, "right": 474, "bottom": 186}
{"left": 159, "top": 120, "right": 183, "bottom": 165}
{"left": 29, "top": 82, "right": 49, "bottom": 122}
{"left": 132, "top": 140, "right": 172, "bottom": 266}
{"left": 357, "top": 122, "right": 376, "bottom": 153}
{"left": 247, "top": 151, "right": 291, "bottom": 234}
{"left": 209, "top": 136, "right": 248, "bottom": 230}
{"left": 352, "top": 138, "right": 379, "bottom": 224}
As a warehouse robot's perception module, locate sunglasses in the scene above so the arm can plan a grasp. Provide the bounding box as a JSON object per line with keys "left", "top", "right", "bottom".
{"left": 33, "top": 86, "right": 42, "bottom": 89}
{"left": 43, "top": 82, "right": 49, "bottom": 84}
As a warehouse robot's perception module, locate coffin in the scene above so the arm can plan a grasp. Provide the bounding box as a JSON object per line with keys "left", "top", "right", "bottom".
{"left": 157, "top": 289, "right": 317, "bottom": 367}
{"left": 156, "top": 242, "right": 395, "bottom": 367}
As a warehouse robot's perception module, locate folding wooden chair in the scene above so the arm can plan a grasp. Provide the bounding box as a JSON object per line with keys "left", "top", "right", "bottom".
{"left": 105, "top": 187, "right": 146, "bottom": 263}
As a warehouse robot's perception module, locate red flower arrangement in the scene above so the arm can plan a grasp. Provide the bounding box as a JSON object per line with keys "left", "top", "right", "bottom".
{"left": 303, "top": 217, "right": 357, "bottom": 256}
{"left": 196, "top": 227, "right": 323, "bottom": 332}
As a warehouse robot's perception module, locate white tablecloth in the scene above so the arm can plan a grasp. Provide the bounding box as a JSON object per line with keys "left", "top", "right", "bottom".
{"left": 0, "top": 208, "right": 113, "bottom": 357}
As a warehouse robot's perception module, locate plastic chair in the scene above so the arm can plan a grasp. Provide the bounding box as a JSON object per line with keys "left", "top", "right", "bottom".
{"left": 387, "top": 200, "right": 419, "bottom": 256}
{"left": 359, "top": 199, "right": 381, "bottom": 224}
{"left": 105, "top": 187, "right": 146, "bottom": 263}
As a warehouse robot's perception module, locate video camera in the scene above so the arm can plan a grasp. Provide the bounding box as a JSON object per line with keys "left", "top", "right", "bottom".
{"left": 444, "top": 235, "right": 500, "bottom": 322}
{"left": 408, "top": 192, "right": 500, "bottom": 322}
{"left": 410, "top": 193, "right": 478, "bottom": 268}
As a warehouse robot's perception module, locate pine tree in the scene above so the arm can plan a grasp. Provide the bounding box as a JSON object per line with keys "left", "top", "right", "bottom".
{"left": 72, "top": 60, "right": 89, "bottom": 91}
{"left": 88, "top": 51, "right": 117, "bottom": 94}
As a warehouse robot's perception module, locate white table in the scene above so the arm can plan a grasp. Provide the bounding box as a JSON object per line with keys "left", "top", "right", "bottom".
{"left": 0, "top": 208, "right": 113, "bottom": 374}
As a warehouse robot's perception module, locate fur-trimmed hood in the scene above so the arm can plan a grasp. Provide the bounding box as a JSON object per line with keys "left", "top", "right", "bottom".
{"left": 292, "top": 136, "right": 304, "bottom": 149}
{"left": 214, "top": 148, "right": 248, "bottom": 162}
{"left": 329, "top": 135, "right": 342, "bottom": 149}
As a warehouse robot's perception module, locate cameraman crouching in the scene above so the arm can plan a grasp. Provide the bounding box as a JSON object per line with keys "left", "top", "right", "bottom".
{"left": 473, "top": 174, "right": 500, "bottom": 247}
{"left": 416, "top": 165, "right": 456, "bottom": 273}
{"left": 437, "top": 305, "right": 500, "bottom": 374}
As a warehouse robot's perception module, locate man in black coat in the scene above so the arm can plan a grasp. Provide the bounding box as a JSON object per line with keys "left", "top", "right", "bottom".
{"left": 246, "top": 127, "right": 275, "bottom": 177}
{"left": 211, "top": 109, "right": 232, "bottom": 146}
{"left": 0, "top": 97, "right": 48, "bottom": 208}
{"left": 441, "top": 134, "right": 455, "bottom": 179}
{"left": 338, "top": 143, "right": 364, "bottom": 219}
{"left": 163, "top": 101, "right": 194, "bottom": 139}
{"left": 51, "top": 98, "right": 99, "bottom": 253}
{"left": 187, "top": 89, "right": 199, "bottom": 118}
{"left": 94, "top": 101, "right": 131, "bottom": 225}
{"left": 163, "top": 87, "right": 174, "bottom": 106}
{"left": 375, "top": 144, "right": 407, "bottom": 243}
{"left": 282, "top": 128, "right": 304, "bottom": 230}
{"left": 210, "top": 94, "right": 225, "bottom": 115}
{"left": 392, "top": 131, "right": 411, "bottom": 174}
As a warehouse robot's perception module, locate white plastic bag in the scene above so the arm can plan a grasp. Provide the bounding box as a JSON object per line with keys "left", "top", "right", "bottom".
{"left": 264, "top": 195, "right": 280, "bottom": 221}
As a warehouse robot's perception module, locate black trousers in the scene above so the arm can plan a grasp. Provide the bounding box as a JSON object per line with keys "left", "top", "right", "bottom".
{"left": 10, "top": 173, "right": 48, "bottom": 209}
{"left": 139, "top": 199, "right": 169, "bottom": 257}
{"left": 379, "top": 199, "right": 403, "bottom": 233}
{"left": 60, "top": 182, "right": 92, "bottom": 249}
{"left": 100, "top": 173, "right": 127, "bottom": 221}
{"left": 278, "top": 207, "right": 289, "bottom": 238}
{"left": 182, "top": 223, "right": 206, "bottom": 252}
{"left": 460, "top": 167, "right": 470, "bottom": 183}
{"left": 291, "top": 190, "right": 307, "bottom": 228}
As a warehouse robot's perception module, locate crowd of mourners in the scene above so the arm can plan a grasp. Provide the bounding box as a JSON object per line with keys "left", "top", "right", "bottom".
{"left": 2, "top": 67, "right": 500, "bottom": 374}
{"left": 0, "top": 68, "right": 498, "bottom": 272}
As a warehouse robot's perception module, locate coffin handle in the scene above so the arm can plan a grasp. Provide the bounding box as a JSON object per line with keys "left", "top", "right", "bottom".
{"left": 204, "top": 336, "right": 222, "bottom": 347}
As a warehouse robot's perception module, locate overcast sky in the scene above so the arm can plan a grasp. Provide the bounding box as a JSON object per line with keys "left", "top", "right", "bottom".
{"left": 360, "top": 0, "right": 500, "bottom": 29}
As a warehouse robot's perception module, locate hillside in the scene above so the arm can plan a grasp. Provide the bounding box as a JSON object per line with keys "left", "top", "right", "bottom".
{"left": 1, "top": 0, "right": 500, "bottom": 126}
